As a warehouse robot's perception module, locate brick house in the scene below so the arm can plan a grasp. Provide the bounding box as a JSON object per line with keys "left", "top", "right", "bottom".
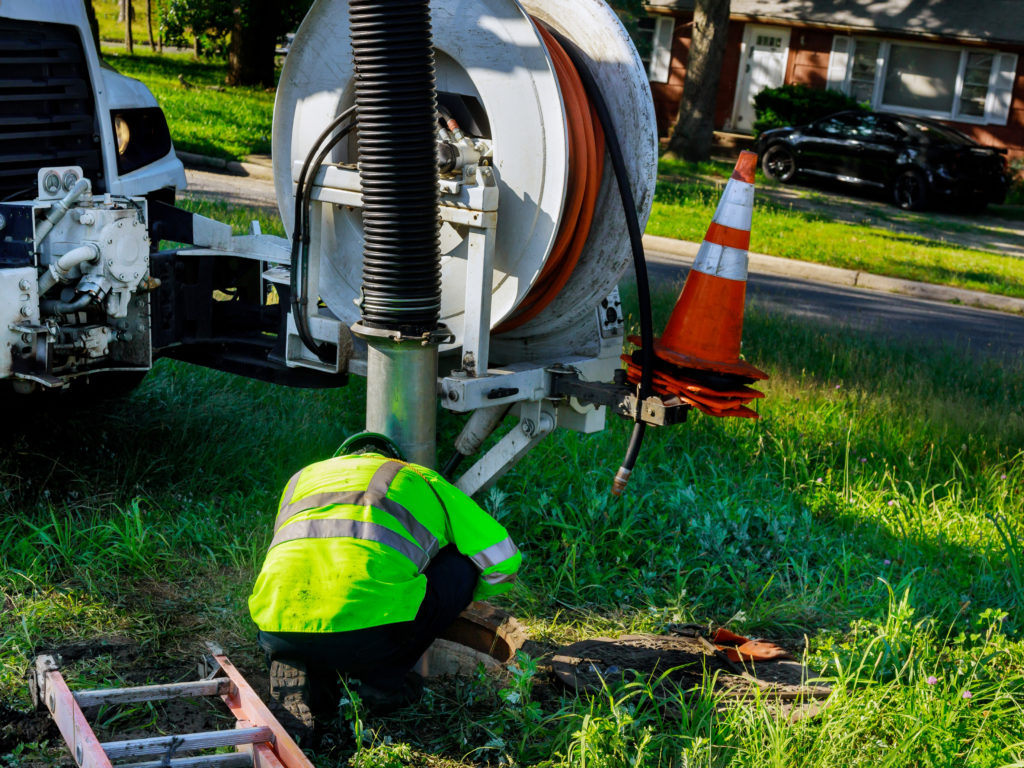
{"left": 640, "top": 0, "right": 1024, "bottom": 165}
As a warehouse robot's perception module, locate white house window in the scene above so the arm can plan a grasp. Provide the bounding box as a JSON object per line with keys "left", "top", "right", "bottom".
{"left": 849, "top": 40, "right": 879, "bottom": 103}
{"left": 637, "top": 15, "right": 674, "bottom": 84}
{"left": 882, "top": 44, "right": 959, "bottom": 113}
{"left": 827, "top": 36, "right": 1018, "bottom": 126}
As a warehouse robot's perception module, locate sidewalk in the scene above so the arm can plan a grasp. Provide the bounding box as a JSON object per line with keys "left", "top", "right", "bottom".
{"left": 642, "top": 234, "right": 1024, "bottom": 316}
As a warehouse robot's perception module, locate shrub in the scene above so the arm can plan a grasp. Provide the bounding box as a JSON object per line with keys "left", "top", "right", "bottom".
{"left": 753, "top": 83, "right": 866, "bottom": 134}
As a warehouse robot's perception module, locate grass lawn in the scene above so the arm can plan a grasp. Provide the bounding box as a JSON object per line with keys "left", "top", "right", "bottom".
{"left": 2, "top": 276, "right": 1023, "bottom": 765}
{"left": 100, "top": 46, "right": 275, "bottom": 160}
{"left": 649, "top": 174, "right": 1024, "bottom": 300}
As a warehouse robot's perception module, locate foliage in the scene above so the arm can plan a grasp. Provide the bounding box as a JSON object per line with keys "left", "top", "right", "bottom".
{"left": 159, "top": 0, "right": 233, "bottom": 57}
{"left": 606, "top": 0, "right": 652, "bottom": 61}
{"left": 753, "top": 83, "right": 867, "bottom": 134}
{"left": 1007, "top": 158, "right": 1024, "bottom": 206}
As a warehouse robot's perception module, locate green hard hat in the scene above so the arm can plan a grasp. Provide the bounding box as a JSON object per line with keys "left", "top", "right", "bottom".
{"left": 335, "top": 431, "right": 405, "bottom": 461}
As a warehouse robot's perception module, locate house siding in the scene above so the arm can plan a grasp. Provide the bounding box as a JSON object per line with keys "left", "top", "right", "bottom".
{"left": 648, "top": 12, "right": 1024, "bottom": 166}
{"left": 649, "top": 14, "right": 746, "bottom": 136}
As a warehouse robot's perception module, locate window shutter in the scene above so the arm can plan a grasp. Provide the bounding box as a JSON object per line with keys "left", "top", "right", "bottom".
{"left": 648, "top": 16, "right": 674, "bottom": 84}
{"left": 985, "top": 52, "right": 1018, "bottom": 125}
{"left": 827, "top": 36, "right": 852, "bottom": 94}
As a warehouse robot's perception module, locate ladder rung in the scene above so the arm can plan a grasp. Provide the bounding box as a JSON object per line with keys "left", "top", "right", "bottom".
{"left": 74, "top": 678, "right": 232, "bottom": 709}
{"left": 102, "top": 726, "right": 273, "bottom": 760}
{"left": 119, "top": 753, "right": 254, "bottom": 768}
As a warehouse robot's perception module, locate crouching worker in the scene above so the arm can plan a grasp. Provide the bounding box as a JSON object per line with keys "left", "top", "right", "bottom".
{"left": 248, "top": 432, "right": 521, "bottom": 741}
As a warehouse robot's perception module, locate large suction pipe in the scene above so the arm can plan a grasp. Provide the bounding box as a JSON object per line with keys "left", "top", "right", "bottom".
{"left": 349, "top": 0, "right": 442, "bottom": 466}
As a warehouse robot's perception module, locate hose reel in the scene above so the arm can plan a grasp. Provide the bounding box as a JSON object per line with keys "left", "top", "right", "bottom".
{"left": 272, "top": 0, "right": 657, "bottom": 355}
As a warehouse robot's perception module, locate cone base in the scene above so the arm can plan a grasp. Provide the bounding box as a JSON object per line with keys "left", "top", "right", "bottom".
{"left": 653, "top": 340, "right": 768, "bottom": 381}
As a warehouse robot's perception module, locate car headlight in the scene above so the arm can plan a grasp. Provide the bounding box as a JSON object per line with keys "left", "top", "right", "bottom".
{"left": 109, "top": 108, "right": 173, "bottom": 175}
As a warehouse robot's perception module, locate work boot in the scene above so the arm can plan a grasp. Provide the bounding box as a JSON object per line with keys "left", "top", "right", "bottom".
{"left": 357, "top": 671, "right": 424, "bottom": 715}
{"left": 268, "top": 658, "right": 315, "bottom": 746}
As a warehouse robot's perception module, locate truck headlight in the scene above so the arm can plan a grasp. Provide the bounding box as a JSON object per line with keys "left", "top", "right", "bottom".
{"left": 109, "top": 108, "right": 173, "bottom": 175}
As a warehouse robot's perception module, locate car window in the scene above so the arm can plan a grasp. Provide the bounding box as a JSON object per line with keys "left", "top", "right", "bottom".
{"left": 897, "top": 118, "right": 973, "bottom": 146}
{"left": 815, "top": 114, "right": 860, "bottom": 137}
{"left": 852, "top": 115, "right": 902, "bottom": 142}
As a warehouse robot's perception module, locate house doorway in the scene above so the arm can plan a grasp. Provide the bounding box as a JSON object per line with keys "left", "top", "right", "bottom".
{"left": 732, "top": 25, "right": 790, "bottom": 133}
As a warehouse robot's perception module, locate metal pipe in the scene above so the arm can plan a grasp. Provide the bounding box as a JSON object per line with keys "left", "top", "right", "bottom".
{"left": 349, "top": 0, "right": 442, "bottom": 466}
{"left": 38, "top": 243, "right": 101, "bottom": 296}
{"left": 364, "top": 337, "right": 437, "bottom": 467}
{"left": 34, "top": 179, "right": 91, "bottom": 245}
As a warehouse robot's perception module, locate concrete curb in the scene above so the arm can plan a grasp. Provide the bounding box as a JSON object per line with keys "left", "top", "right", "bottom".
{"left": 642, "top": 234, "right": 1024, "bottom": 317}
{"left": 176, "top": 150, "right": 274, "bottom": 181}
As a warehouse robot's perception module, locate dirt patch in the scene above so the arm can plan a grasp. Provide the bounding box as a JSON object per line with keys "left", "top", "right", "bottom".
{"left": 550, "top": 634, "right": 830, "bottom": 720}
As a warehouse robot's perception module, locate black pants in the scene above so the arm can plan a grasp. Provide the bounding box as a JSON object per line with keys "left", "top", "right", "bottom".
{"left": 258, "top": 546, "right": 476, "bottom": 697}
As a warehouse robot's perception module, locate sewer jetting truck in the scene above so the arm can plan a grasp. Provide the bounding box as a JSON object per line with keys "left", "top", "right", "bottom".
{"left": 0, "top": 0, "right": 698, "bottom": 493}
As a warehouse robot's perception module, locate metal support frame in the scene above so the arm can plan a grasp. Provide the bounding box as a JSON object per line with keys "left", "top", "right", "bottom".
{"left": 306, "top": 161, "right": 499, "bottom": 376}
{"left": 455, "top": 399, "right": 557, "bottom": 496}
{"left": 31, "top": 644, "right": 313, "bottom": 768}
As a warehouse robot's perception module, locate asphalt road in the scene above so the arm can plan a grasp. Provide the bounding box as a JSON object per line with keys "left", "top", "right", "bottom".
{"left": 184, "top": 167, "right": 1024, "bottom": 362}
{"left": 644, "top": 249, "right": 1024, "bottom": 361}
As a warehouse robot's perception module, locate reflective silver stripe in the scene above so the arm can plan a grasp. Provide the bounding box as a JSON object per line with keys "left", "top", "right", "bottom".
{"left": 274, "top": 470, "right": 303, "bottom": 525}
{"left": 481, "top": 570, "right": 517, "bottom": 586}
{"left": 365, "top": 460, "right": 404, "bottom": 499}
{"left": 471, "top": 536, "right": 519, "bottom": 571}
{"left": 275, "top": 491, "right": 363, "bottom": 533}
{"left": 378, "top": 497, "right": 440, "bottom": 559}
{"left": 272, "top": 461, "right": 439, "bottom": 557}
{"left": 270, "top": 518, "right": 431, "bottom": 572}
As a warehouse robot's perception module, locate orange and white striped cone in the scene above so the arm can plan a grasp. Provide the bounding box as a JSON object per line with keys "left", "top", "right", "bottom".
{"left": 623, "top": 151, "right": 767, "bottom": 419}
{"left": 653, "top": 151, "right": 766, "bottom": 381}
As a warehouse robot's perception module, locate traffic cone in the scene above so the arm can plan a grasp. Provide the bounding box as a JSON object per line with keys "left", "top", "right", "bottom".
{"left": 622, "top": 150, "right": 767, "bottom": 419}
{"left": 653, "top": 151, "right": 766, "bottom": 381}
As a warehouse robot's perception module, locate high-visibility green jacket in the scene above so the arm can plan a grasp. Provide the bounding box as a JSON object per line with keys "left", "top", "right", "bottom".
{"left": 248, "top": 453, "right": 521, "bottom": 633}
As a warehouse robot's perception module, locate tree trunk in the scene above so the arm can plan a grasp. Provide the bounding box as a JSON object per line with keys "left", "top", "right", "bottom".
{"left": 226, "top": 0, "right": 279, "bottom": 87}
{"left": 117, "top": 0, "right": 126, "bottom": 22}
{"left": 665, "top": 0, "right": 731, "bottom": 162}
{"left": 124, "top": 0, "right": 134, "bottom": 54}
{"left": 146, "top": 0, "right": 156, "bottom": 50}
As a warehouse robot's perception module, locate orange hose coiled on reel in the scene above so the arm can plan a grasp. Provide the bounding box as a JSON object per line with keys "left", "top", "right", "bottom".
{"left": 494, "top": 23, "right": 605, "bottom": 332}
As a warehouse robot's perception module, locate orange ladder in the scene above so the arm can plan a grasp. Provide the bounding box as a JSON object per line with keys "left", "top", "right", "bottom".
{"left": 30, "top": 643, "right": 313, "bottom": 768}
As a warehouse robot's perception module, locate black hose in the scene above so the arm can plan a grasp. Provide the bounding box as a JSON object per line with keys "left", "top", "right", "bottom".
{"left": 551, "top": 29, "right": 655, "bottom": 496}
{"left": 289, "top": 107, "right": 357, "bottom": 360}
{"left": 349, "top": 0, "right": 441, "bottom": 334}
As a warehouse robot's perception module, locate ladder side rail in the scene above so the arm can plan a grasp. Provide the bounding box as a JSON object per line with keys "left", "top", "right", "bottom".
{"left": 32, "top": 655, "right": 114, "bottom": 768}
{"left": 209, "top": 649, "right": 314, "bottom": 768}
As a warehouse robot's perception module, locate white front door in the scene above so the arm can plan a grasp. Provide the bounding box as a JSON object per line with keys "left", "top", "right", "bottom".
{"left": 732, "top": 25, "right": 791, "bottom": 133}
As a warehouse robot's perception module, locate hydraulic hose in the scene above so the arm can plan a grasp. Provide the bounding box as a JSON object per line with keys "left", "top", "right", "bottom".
{"left": 550, "top": 29, "right": 655, "bottom": 496}
{"left": 35, "top": 178, "right": 91, "bottom": 244}
{"left": 37, "top": 243, "right": 101, "bottom": 297}
{"left": 349, "top": 0, "right": 441, "bottom": 334}
{"left": 41, "top": 293, "right": 93, "bottom": 315}
{"left": 289, "top": 107, "right": 357, "bottom": 360}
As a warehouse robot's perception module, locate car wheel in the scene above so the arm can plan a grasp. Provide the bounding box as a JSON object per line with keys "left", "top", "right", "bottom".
{"left": 761, "top": 144, "right": 797, "bottom": 183}
{"left": 892, "top": 170, "right": 929, "bottom": 211}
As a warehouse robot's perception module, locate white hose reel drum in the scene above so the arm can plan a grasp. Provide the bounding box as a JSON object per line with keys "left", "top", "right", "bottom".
{"left": 272, "top": 0, "right": 657, "bottom": 349}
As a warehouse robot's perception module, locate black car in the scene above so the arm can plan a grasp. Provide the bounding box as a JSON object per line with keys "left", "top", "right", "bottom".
{"left": 756, "top": 111, "right": 1009, "bottom": 212}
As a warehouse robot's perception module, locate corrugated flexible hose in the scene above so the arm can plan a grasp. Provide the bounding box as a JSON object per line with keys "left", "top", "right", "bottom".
{"left": 349, "top": 0, "right": 441, "bottom": 334}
